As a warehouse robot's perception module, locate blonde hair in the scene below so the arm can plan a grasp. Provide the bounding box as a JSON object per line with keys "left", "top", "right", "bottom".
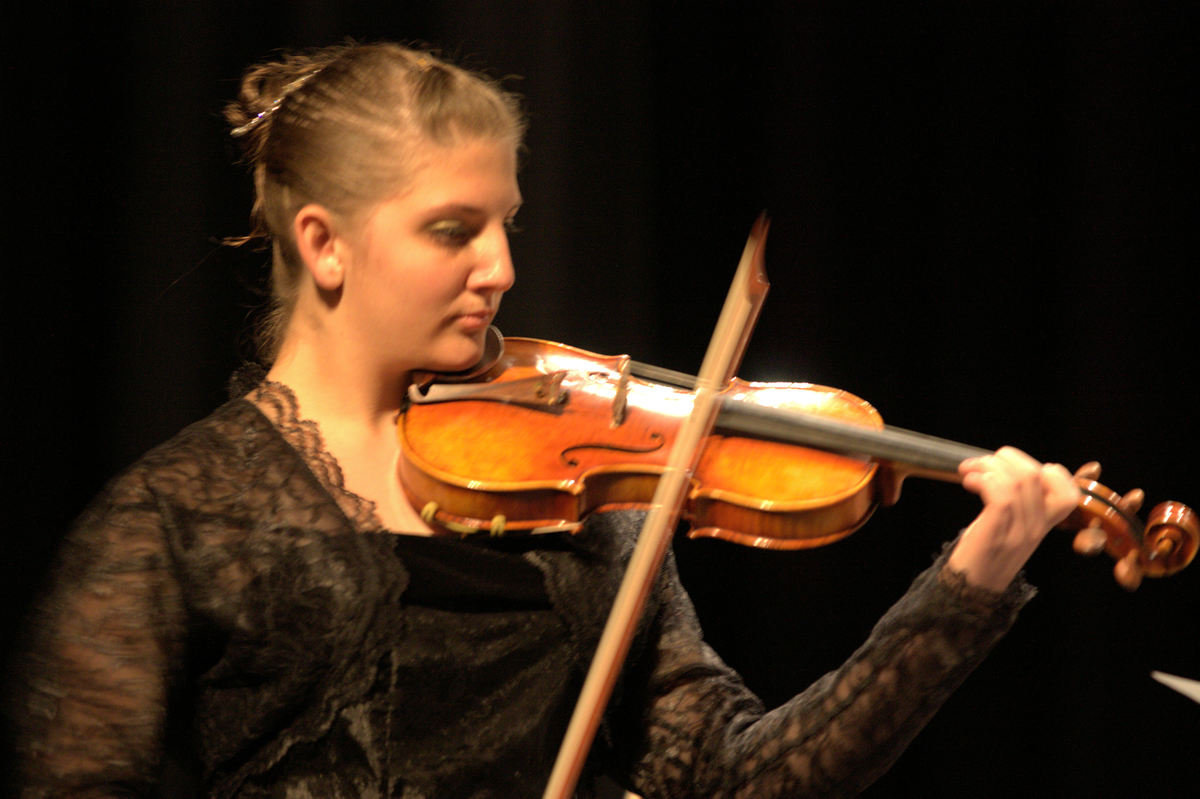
{"left": 225, "top": 43, "right": 525, "bottom": 360}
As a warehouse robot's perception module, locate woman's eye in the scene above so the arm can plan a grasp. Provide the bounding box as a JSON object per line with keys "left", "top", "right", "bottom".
{"left": 427, "top": 221, "right": 476, "bottom": 247}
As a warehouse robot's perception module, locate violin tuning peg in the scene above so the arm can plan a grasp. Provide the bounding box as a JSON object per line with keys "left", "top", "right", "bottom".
{"left": 1114, "top": 551, "right": 1144, "bottom": 591}
{"left": 1119, "top": 487, "right": 1145, "bottom": 514}
{"left": 1072, "top": 526, "right": 1107, "bottom": 557}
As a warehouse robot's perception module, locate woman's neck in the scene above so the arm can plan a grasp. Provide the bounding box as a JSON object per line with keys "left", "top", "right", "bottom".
{"left": 263, "top": 339, "right": 433, "bottom": 535}
{"left": 267, "top": 331, "right": 411, "bottom": 430}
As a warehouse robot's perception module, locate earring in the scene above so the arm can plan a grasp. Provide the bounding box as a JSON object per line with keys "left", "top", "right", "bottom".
{"left": 314, "top": 255, "right": 343, "bottom": 291}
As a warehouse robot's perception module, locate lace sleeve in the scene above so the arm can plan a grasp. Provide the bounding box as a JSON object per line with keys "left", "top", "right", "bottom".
{"left": 11, "top": 467, "right": 186, "bottom": 796}
{"left": 623, "top": 544, "right": 1034, "bottom": 798}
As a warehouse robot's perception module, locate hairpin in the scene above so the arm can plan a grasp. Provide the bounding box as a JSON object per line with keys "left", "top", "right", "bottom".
{"left": 231, "top": 70, "right": 322, "bottom": 138}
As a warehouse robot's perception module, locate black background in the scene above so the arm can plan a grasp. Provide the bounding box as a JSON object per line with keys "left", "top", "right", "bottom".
{"left": 4, "top": 2, "right": 1198, "bottom": 796}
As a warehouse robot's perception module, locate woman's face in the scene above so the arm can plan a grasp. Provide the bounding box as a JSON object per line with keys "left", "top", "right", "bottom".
{"left": 341, "top": 136, "right": 521, "bottom": 376}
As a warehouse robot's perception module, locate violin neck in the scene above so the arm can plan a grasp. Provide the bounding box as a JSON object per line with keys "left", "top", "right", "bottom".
{"left": 715, "top": 399, "right": 989, "bottom": 478}
{"left": 630, "top": 360, "right": 988, "bottom": 479}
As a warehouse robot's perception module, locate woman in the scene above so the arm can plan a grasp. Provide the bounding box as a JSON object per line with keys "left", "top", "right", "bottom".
{"left": 11, "top": 42, "right": 1117, "bottom": 797}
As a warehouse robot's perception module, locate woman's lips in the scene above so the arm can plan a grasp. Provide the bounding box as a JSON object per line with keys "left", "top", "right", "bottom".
{"left": 455, "top": 310, "right": 492, "bottom": 331}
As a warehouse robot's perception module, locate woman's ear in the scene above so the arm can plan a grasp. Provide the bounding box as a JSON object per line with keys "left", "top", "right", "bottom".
{"left": 293, "top": 204, "right": 347, "bottom": 292}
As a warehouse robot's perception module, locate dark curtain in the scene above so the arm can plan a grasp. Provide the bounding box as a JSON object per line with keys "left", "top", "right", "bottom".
{"left": 5, "top": 2, "right": 1197, "bottom": 796}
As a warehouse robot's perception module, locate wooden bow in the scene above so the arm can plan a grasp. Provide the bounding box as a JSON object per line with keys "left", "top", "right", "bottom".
{"left": 542, "top": 215, "right": 770, "bottom": 798}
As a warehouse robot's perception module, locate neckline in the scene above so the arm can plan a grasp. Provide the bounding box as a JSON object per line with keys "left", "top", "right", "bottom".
{"left": 245, "top": 379, "right": 393, "bottom": 534}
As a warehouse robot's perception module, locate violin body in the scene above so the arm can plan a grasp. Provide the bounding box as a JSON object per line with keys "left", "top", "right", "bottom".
{"left": 399, "top": 337, "right": 888, "bottom": 548}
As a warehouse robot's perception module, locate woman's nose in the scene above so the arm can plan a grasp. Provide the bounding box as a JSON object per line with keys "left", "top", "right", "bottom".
{"left": 468, "top": 227, "right": 516, "bottom": 293}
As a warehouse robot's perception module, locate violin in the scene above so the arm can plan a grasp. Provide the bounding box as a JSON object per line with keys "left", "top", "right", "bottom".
{"left": 401, "top": 332, "right": 1197, "bottom": 578}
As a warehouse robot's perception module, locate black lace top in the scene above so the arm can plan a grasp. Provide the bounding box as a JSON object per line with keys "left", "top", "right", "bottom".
{"left": 10, "top": 382, "right": 1035, "bottom": 798}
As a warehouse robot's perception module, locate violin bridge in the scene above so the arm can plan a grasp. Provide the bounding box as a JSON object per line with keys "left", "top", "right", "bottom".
{"left": 611, "top": 358, "right": 631, "bottom": 427}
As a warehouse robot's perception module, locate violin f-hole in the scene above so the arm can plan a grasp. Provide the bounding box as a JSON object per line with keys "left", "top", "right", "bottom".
{"left": 560, "top": 433, "right": 666, "bottom": 467}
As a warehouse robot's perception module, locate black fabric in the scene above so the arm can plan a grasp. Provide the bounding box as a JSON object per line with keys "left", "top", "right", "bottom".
{"left": 390, "top": 534, "right": 554, "bottom": 611}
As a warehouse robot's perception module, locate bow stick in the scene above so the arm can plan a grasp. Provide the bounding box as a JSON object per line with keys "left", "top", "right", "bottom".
{"left": 543, "top": 215, "right": 771, "bottom": 798}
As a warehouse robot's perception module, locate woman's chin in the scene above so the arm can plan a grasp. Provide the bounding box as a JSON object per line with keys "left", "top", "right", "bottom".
{"left": 426, "top": 339, "right": 487, "bottom": 374}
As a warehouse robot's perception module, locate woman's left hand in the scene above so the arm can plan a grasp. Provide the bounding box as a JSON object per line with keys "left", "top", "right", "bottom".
{"left": 948, "top": 446, "right": 1081, "bottom": 591}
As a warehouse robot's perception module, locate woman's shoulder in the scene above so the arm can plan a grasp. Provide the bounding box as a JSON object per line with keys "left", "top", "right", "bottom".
{"left": 87, "top": 394, "right": 283, "bottom": 522}
{"left": 139, "top": 397, "right": 273, "bottom": 471}
{"left": 128, "top": 364, "right": 288, "bottom": 481}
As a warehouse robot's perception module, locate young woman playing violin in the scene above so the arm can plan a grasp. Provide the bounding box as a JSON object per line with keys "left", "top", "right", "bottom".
{"left": 10, "top": 42, "right": 1145, "bottom": 798}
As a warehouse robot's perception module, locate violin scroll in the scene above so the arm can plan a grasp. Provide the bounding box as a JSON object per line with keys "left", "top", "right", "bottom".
{"left": 1140, "top": 501, "right": 1198, "bottom": 576}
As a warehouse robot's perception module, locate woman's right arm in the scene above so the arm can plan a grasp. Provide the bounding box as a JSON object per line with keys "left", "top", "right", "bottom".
{"left": 12, "top": 469, "right": 185, "bottom": 796}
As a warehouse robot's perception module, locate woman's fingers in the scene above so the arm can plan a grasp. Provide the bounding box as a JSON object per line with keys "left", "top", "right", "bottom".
{"left": 959, "top": 447, "right": 1078, "bottom": 529}
{"left": 950, "top": 448, "right": 1082, "bottom": 590}
{"left": 1042, "top": 462, "right": 1080, "bottom": 525}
